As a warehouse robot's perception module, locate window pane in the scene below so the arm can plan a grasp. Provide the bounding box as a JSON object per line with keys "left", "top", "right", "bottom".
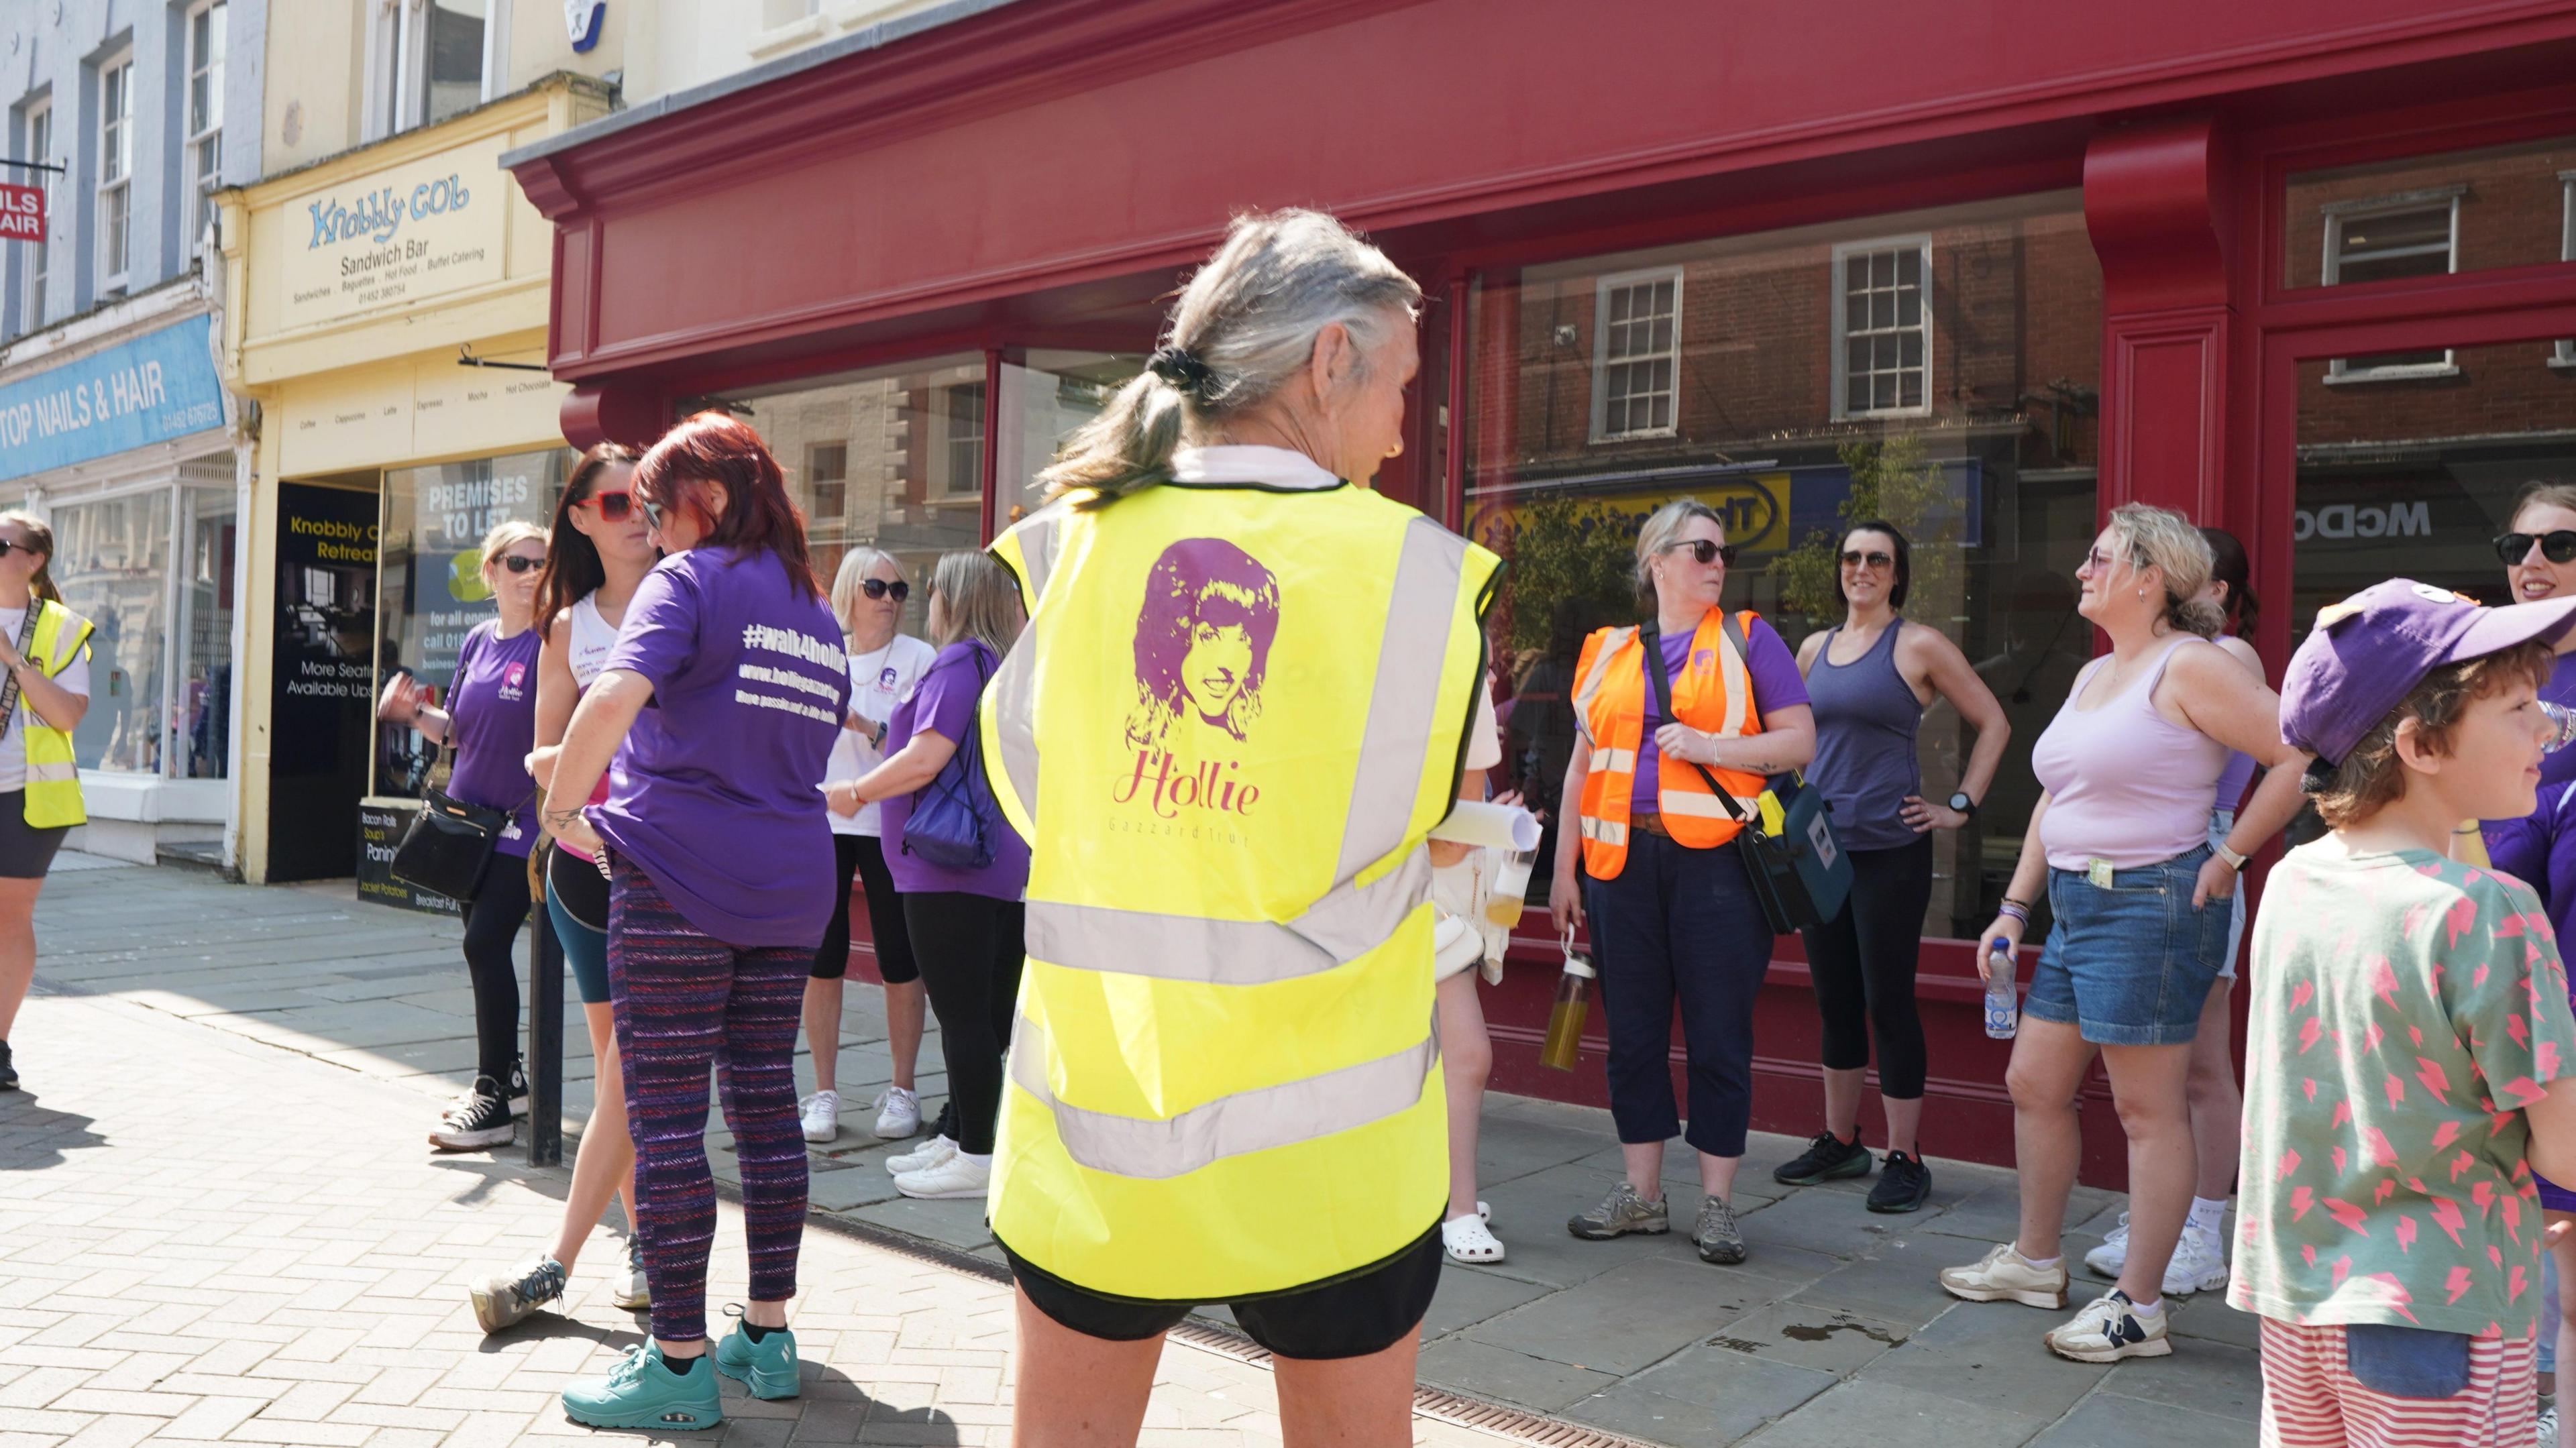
{"left": 2286, "top": 132, "right": 2576, "bottom": 287}
{"left": 178, "top": 492, "right": 236, "bottom": 779}
{"left": 424, "top": 0, "right": 487, "bottom": 127}
{"left": 54, "top": 493, "right": 174, "bottom": 773}
{"left": 1468, "top": 192, "right": 2101, "bottom": 937}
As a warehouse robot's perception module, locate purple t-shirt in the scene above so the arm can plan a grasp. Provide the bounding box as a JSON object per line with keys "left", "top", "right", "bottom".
{"left": 445, "top": 620, "right": 540, "bottom": 857}
{"left": 880, "top": 639, "right": 1031, "bottom": 901}
{"left": 589, "top": 548, "right": 851, "bottom": 948}
{"left": 1634, "top": 616, "right": 1811, "bottom": 807}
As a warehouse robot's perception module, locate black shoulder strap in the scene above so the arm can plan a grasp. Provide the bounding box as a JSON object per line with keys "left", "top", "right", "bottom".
{"left": 1640, "top": 620, "right": 1756, "bottom": 828}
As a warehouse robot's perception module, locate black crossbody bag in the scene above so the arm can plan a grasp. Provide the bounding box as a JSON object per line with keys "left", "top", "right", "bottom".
{"left": 389, "top": 752, "right": 523, "bottom": 903}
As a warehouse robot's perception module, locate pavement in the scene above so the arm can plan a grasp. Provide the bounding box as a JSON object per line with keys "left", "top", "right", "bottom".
{"left": 2, "top": 857, "right": 2267, "bottom": 1447}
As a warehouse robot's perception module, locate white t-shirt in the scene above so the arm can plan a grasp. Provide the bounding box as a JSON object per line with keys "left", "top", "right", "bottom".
{"left": 826, "top": 632, "right": 939, "bottom": 836}
{"left": 0, "top": 606, "right": 92, "bottom": 793}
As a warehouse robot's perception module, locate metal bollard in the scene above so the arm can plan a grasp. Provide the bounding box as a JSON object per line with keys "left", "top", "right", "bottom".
{"left": 527, "top": 851, "right": 565, "bottom": 1168}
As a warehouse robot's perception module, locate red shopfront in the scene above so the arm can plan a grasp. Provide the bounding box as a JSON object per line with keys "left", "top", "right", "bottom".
{"left": 506, "top": 0, "right": 2576, "bottom": 1183}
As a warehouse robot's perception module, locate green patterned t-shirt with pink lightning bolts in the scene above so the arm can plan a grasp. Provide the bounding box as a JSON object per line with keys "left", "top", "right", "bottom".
{"left": 2233, "top": 844, "right": 2576, "bottom": 1339}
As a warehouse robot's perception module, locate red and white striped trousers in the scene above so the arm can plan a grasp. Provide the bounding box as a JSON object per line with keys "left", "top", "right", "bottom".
{"left": 2259, "top": 1317, "right": 2536, "bottom": 1448}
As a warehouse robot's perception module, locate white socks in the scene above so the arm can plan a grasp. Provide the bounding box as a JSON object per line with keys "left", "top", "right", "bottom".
{"left": 2188, "top": 1196, "right": 2230, "bottom": 1237}
{"left": 2130, "top": 1293, "right": 2165, "bottom": 1317}
{"left": 2019, "top": 1250, "right": 2064, "bottom": 1270}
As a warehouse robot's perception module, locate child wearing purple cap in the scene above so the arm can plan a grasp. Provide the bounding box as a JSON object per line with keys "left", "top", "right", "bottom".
{"left": 2237, "top": 578, "right": 2576, "bottom": 1448}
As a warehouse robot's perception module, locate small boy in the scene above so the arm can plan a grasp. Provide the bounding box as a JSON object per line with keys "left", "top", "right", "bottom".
{"left": 2239, "top": 579, "right": 2576, "bottom": 1447}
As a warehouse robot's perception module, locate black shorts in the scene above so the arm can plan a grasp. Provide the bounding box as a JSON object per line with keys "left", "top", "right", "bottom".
{"left": 999, "top": 1220, "right": 1443, "bottom": 1361}
{"left": 0, "top": 792, "right": 70, "bottom": 879}
{"left": 824, "top": 833, "right": 919, "bottom": 983}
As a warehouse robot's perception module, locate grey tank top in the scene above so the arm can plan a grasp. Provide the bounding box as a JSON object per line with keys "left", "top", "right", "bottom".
{"left": 1807, "top": 621, "right": 1925, "bottom": 851}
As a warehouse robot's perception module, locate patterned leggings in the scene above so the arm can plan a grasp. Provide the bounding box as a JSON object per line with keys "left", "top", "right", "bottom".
{"left": 607, "top": 856, "right": 811, "bottom": 1342}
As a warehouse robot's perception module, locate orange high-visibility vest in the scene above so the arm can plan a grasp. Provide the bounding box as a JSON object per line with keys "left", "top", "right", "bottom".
{"left": 1572, "top": 609, "right": 1766, "bottom": 879}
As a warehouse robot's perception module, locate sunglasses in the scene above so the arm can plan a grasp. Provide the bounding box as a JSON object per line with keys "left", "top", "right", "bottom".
{"left": 1664, "top": 539, "right": 1739, "bottom": 567}
{"left": 2082, "top": 545, "right": 2142, "bottom": 573}
{"left": 577, "top": 490, "right": 636, "bottom": 523}
{"left": 861, "top": 578, "right": 910, "bottom": 604}
{"left": 1839, "top": 549, "right": 1895, "bottom": 570}
{"left": 0, "top": 538, "right": 34, "bottom": 559}
{"left": 494, "top": 554, "right": 545, "bottom": 575}
{"left": 637, "top": 495, "right": 667, "bottom": 529}
{"left": 2497, "top": 531, "right": 2576, "bottom": 565}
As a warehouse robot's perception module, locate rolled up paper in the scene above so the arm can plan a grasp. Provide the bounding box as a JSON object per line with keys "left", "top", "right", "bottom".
{"left": 1429, "top": 799, "right": 1542, "bottom": 852}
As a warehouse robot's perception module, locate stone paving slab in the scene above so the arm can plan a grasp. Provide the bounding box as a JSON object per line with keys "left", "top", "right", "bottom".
{"left": 13, "top": 859, "right": 2273, "bottom": 1445}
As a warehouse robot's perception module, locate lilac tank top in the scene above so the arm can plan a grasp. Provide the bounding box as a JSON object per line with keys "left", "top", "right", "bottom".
{"left": 2031, "top": 636, "right": 2231, "bottom": 871}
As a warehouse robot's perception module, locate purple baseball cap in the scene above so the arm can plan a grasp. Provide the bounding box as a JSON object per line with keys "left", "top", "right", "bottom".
{"left": 2282, "top": 578, "right": 2576, "bottom": 766}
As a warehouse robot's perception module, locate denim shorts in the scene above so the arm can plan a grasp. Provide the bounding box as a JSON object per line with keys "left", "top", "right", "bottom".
{"left": 2024, "top": 842, "right": 2229, "bottom": 1046}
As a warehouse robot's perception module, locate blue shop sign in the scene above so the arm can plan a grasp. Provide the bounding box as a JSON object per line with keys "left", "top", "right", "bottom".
{"left": 0, "top": 315, "right": 227, "bottom": 485}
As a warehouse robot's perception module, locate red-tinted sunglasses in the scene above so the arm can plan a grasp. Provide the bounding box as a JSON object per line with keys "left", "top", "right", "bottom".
{"left": 577, "top": 490, "right": 637, "bottom": 523}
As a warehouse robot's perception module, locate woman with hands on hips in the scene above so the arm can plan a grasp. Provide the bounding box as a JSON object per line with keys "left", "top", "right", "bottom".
{"left": 0, "top": 512, "right": 95, "bottom": 1098}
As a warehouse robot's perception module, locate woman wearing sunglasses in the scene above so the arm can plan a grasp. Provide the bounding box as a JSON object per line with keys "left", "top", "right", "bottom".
{"left": 801, "top": 548, "right": 937, "bottom": 1146}
{"left": 546, "top": 413, "right": 849, "bottom": 1429}
{"left": 378, "top": 518, "right": 549, "bottom": 1152}
{"left": 1775, "top": 521, "right": 2009, "bottom": 1214}
{"left": 0, "top": 513, "right": 95, "bottom": 1097}
{"left": 464, "top": 442, "right": 657, "bottom": 1332}
{"left": 1550, "top": 498, "right": 1815, "bottom": 1268}
{"left": 1939, "top": 504, "right": 2305, "bottom": 1364}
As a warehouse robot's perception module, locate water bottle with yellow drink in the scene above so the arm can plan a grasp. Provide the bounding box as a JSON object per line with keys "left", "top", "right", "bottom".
{"left": 1539, "top": 924, "right": 1596, "bottom": 1072}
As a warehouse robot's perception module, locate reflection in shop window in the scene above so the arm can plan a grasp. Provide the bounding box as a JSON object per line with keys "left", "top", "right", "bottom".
{"left": 2285, "top": 133, "right": 2576, "bottom": 289}
{"left": 806, "top": 443, "right": 849, "bottom": 522}
{"left": 53, "top": 492, "right": 172, "bottom": 774}
{"left": 941, "top": 384, "right": 987, "bottom": 497}
{"left": 2557, "top": 175, "right": 2575, "bottom": 370}
{"left": 2322, "top": 191, "right": 2461, "bottom": 381}
{"left": 1833, "top": 238, "right": 1933, "bottom": 419}
{"left": 994, "top": 351, "right": 1147, "bottom": 525}
{"left": 1468, "top": 192, "right": 2102, "bottom": 939}
{"left": 1591, "top": 269, "right": 1682, "bottom": 441}
{"left": 180, "top": 491, "right": 236, "bottom": 779}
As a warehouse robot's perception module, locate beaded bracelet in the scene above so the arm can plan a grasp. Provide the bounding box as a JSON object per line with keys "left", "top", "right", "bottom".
{"left": 1998, "top": 899, "right": 2032, "bottom": 924}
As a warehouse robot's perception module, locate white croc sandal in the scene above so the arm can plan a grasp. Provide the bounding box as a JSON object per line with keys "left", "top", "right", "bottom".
{"left": 1478, "top": 1201, "right": 1491, "bottom": 1223}
{"left": 1443, "top": 1212, "right": 1507, "bottom": 1264}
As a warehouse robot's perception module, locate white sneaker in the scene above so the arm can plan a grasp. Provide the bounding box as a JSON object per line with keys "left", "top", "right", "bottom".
{"left": 799, "top": 1090, "right": 840, "bottom": 1144}
{"left": 2535, "top": 1404, "right": 2558, "bottom": 1446}
{"left": 2161, "top": 1229, "right": 2229, "bottom": 1296}
{"left": 894, "top": 1152, "right": 990, "bottom": 1200}
{"left": 888, "top": 1134, "right": 956, "bottom": 1175}
{"left": 610, "top": 1235, "right": 649, "bottom": 1311}
{"left": 1938, "top": 1242, "right": 2070, "bottom": 1310}
{"left": 2084, "top": 1212, "right": 2130, "bottom": 1279}
{"left": 872, "top": 1086, "right": 921, "bottom": 1139}
{"left": 2044, "top": 1289, "right": 2172, "bottom": 1363}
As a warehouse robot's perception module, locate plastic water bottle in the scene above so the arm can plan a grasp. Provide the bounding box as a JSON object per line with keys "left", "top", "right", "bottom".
{"left": 1984, "top": 938, "right": 2019, "bottom": 1040}
{"left": 1540, "top": 942, "right": 1596, "bottom": 1072}
{"left": 2546, "top": 701, "right": 2576, "bottom": 754}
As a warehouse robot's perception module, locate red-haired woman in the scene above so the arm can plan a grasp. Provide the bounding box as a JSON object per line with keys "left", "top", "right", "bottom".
{"left": 544, "top": 415, "right": 849, "bottom": 1430}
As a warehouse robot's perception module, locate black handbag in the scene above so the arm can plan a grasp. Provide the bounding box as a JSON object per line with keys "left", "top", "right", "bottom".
{"left": 1642, "top": 617, "right": 1852, "bottom": 936}
{"left": 388, "top": 757, "right": 517, "bottom": 903}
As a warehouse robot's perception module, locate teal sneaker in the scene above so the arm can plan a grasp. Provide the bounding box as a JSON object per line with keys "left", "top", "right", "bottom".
{"left": 561, "top": 1342, "right": 722, "bottom": 1431}
{"left": 712, "top": 1321, "right": 800, "bottom": 1400}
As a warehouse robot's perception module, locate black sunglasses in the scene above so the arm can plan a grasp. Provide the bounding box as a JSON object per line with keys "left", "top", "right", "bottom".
{"left": 494, "top": 554, "right": 544, "bottom": 575}
{"left": 1664, "top": 539, "right": 1738, "bottom": 567}
{"left": 637, "top": 494, "right": 667, "bottom": 528}
{"left": 1839, "top": 549, "right": 1895, "bottom": 570}
{"left": 861, "top": 578, "right": 910, "bottom": 604}
{"left": 2497, "top": 531, "right": 2576, "bottom": 565}
{"left": 0, "top": 539, "right": 33, "bottom": 559}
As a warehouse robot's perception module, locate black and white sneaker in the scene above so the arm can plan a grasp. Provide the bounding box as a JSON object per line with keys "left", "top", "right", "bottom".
{"left": 1868, "top": 1150, "right": 1933, "bottom": 1213}
{"left": 1773, "top": 1129, "right": 1872, "bottom": 1186}
{"left": 506, "top": 1060, "right": 530, "bottom": 1118}
{"left": 0, "top": 1039, "right": 16, "bottom": 1091}
{"left": 431, "top": 1076, "right": 515, "bottom": 1151}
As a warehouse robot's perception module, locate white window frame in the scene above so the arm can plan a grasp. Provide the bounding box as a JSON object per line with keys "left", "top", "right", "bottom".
{"left": 364, "top": 0, "right": 500, "bottom": 141}
{"left": 184, "top": 0, "right": 225, "bottom": 258}
{"left": 1589, "top": 266, "right": 1684, "bottom": 443}
{"left": 2555, "top": 172, "right": 2575, "bottom": 372}
{"left": 2320, "top": 187, "right": 2463, "bottom": 383}
{"left": 1830, "top": 235, "right": 1935, "bottom": 422}
{"left": 95, "top": 49, "right": 134, "bottom": 292}
{"left": 19, "top": 98, "right": 50, "bottom": 329}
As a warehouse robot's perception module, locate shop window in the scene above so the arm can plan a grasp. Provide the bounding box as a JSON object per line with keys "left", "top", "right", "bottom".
{"left": 1466, "top": 191, "right": 2103, "bottom": 939}
{"left": 1833, "top": 238, "right": 1933, "bottom": 419}
{"left": 993, "top": 350, "right": 1148, "bottom": 525}
{"left": 179, "top": 490, "right": 235, "bottom": 779}
{"left": 52, "top": 492, "right": 172, "bottom": 775}
{"left": 730, "top": 355, "right": 989, "bottom": 637}
{"left": 2320, "top": 192, "right": 2461, "bottom": 382}
{"left": 184, "top": 1, "right": 225, "bottom": 256}
{"left": 96, "top": 50, "right": 133, "bottom": 292}
{"left": 1591, "top": 269, "right": 1680, "bottom": 441}
{"left": 372, "top": 449, "right": 568, "bottom": 799}
{"left": 2556, "top": 174, "right": 2575, "bottom": 371}
{"left": 2285, "top": 131, "right": 2576, "bottom": 290}
{"left": 16, "top": 99, "right": 48, "bottom": 331}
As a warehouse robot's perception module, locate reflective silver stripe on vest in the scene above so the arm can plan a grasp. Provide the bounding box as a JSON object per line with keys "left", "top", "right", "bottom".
{"left": 1028, "top": 850, "right": 1430, "bottom": 986}
{"left": 1568, "top": 626, "right": 1633, "bottom": 743}
{"left": 1332, "top": 515, "right": 1468, "bottom": 883}
{"left": 1010, "top": 1009, "right": 1439, "bottom": 1181}
{"left": 1579, "top": 817, "right": 1628, "bottom": 846}
{"left": 989, "top": 624, "right": 1040, "bottom": 829}
{"left": 1017, "top": 507, "right": 1066, "bottom": 605}
{"left": 23, "top": 762, "right": 76, "bottom": 784}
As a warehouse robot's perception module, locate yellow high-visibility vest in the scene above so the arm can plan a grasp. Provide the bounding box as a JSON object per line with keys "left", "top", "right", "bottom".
{"left": 981, "top": 470, "right": 1500, "bottom": 1300}
{"left": 19, "top": 600, "right": 91, "bottom": 829}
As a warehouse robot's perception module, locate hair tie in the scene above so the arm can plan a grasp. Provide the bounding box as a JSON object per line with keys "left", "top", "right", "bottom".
{"left": 1148, "top": 345, "right": 1215, "bottom": 400}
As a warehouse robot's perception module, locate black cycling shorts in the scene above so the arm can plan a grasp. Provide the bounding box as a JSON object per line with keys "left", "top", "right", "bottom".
{"left": 998, "top": 1219, "right": 1442, "bottom": 1361}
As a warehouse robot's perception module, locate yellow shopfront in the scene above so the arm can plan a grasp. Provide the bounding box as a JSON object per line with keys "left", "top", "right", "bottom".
{"left": 215, "top": 78, "right": 607, "bottom": 890}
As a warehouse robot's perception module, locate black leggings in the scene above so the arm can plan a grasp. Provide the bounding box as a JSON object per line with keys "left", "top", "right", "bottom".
{"left": 902, "top": 891, "right": 1026, "bottom": 1156}
{"left": 462, "top": 855, "right": 535, "bottom": 1084}
{"left": 1798, "top": 836, "right": 1933, "bottom": 1101}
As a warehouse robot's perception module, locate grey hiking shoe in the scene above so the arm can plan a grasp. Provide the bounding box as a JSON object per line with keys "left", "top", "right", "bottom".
{"left": 1567, "top": 1180, "right": 1670, "bottom": 1240}
{"left": 470, "top": 1254, "right": 567, "bottom": 1333}
{"left": 1694, "top": 1196, "right": 1746, "bottom": 1264}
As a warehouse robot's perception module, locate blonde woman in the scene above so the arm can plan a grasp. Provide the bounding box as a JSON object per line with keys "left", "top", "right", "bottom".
{"left": 0, "top": 512, "right": 94, "bottom": 1095}
{"left": 830, "top": 551, "right": 1027, "bottom": 1201}
{"left": 377, "top": 518, "right": 549, "bottom": 1151}
{"left": 1939, "top": 504, "right": 2306, "bottom": 1363}
{"left": 802, "top": 547, "right": 938, "bottom": 1145}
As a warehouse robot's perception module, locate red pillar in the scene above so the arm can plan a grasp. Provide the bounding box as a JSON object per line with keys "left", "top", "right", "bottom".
{"left": 2085, "top": 117, "right": 2235, "bottom": 522}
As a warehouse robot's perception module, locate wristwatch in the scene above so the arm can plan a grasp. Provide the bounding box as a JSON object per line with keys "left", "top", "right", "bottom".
{"left": 1947, "top": 791, "right": 1978, "bottom": 819}
{"left": 2214, "top": 840, "right": 2249, "bottom": 872}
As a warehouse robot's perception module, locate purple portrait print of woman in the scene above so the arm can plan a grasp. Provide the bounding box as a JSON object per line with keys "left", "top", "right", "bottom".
{"left": 1128, "top": 539, "right": 1282, "bottom": 748}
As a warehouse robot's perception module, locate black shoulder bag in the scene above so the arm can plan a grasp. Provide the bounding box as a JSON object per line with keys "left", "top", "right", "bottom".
{"left": 388, "top": 755, "right": 521, "bottom": 904}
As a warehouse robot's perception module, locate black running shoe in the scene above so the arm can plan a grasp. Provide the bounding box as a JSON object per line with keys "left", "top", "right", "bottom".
{"left": 0, "top": 1039, "right": 15, "bottom": 1091}
{"left": 1772, "top": 1129, "right": 1872, "bottom": 1186}
{"left": 1868, "top": 1150, "right": 1933, "bottom": 1213}
{"left": 431, "top": 1076, "right": 515, "bottom": 1151}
